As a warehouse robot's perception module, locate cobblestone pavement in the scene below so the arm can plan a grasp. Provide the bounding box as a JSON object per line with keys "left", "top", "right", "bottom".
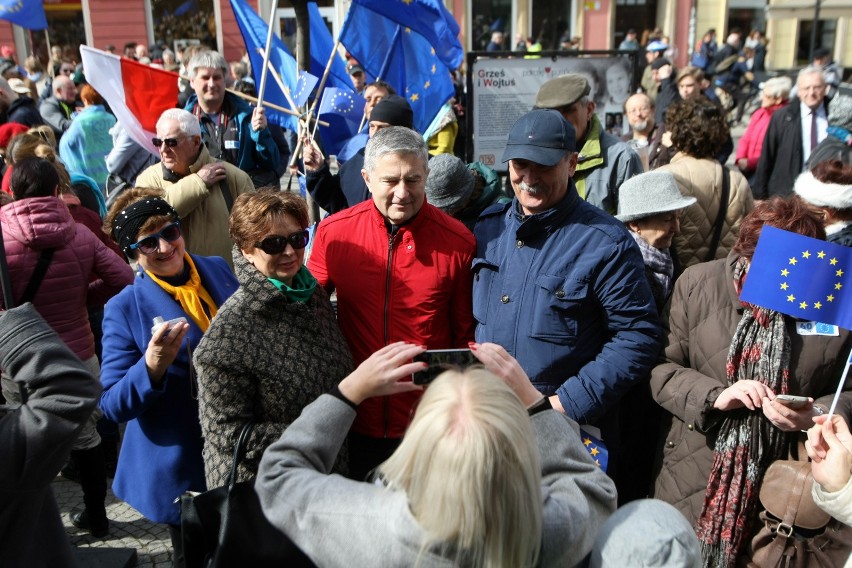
{"left": 54, "top": 475, "right": 172, "bottom": 567}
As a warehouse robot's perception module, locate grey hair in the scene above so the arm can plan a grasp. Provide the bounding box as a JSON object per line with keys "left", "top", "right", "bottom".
{"left": 157, "top": 108, "right": 202, "bottom": 137}
{"left": 797, "top": 65, "right": 826, "bottom": 84}
{"left": 363, "top": 127, "right": 428, "bottom": 174}
{"left": 762, "top": 76, "right": 793, "bottom": 100}
{"left": 187, "top": 50, "right": 228, "bottom": 78}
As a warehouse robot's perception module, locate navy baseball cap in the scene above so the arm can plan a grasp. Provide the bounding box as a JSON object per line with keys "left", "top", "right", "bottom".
{"left": 501, "top": 109, "right": 576, "bottom": 166}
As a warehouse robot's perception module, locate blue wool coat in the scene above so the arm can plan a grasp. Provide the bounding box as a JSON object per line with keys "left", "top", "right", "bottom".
{"left": 99, "top": 255, "right": 237, "bottom": 525}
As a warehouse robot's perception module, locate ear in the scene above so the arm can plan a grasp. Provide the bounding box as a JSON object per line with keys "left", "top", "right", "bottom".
{"left": 566, "top": 152, "right": 579, "bottom": 177}
{"left": 361, "top": 168, "right": 370, "bottom": 186}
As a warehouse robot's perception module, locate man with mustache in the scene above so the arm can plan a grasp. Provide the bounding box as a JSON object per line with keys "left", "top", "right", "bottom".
{"left": 472, "top": 108, "right": 661, "bottom": 490}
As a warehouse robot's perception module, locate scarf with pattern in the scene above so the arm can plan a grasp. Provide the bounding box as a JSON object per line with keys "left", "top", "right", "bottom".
{"left": 695, "top": 256, "right": 792, "bottom": 568}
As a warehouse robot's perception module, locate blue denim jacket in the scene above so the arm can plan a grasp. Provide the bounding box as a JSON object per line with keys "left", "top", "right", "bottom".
{"left": 473, "top": 187, "right": 662, "bottom": 425}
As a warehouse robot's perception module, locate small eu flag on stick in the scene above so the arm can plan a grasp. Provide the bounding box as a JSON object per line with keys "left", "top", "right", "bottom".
{"left": 741, "top": 226, "right": 852, "bottom": 415}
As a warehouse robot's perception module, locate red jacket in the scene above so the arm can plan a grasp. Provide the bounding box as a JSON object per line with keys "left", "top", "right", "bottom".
{"left": 736, "top": 102, "right": 787, "bottom": 173}
{"left": 0, "top": 196, "right": 133, "bottom": 359}
{"left": 309, "top": 200, "right": 476, "bottom": 438}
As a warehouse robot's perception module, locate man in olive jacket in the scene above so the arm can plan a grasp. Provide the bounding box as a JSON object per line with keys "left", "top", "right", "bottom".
{"left": 136, "top": 108, "right": 254, "bottom": 269}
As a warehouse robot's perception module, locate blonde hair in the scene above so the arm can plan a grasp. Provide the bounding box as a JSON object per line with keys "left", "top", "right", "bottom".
{"left": 379, "top": 368, "right": 543, "bottom": 567}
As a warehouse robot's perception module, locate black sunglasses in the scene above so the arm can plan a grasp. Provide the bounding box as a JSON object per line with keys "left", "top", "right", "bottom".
{"left": 152, "top": 137, "right": 183, "bottom": 148}
{"left": 129, "top": 222, "right": 182, "bottom": 256}
{"left": 255, "top": 230, "right": 310, "bottom": 255}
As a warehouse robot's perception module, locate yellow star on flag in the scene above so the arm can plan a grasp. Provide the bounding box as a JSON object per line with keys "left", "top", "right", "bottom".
{"left": 401, "top": 0, "right": 413, "bottom": 4}
{"left": 787, "top": 294, "right": 795, "bottom": 302}
{"left": 590, "top": 447, "right": 600, "bottom": 456}
{"left": 831, "top": 258, "right": 839, "bottom": 265}
{"left": 838, "top": 269, "right": 844, "bottom": 277}
{"left": 431, "top": 64, "right": 436, "bottom": 74}
{"left": 583, "top": 438, "right": 592, "bottom": 446}
{"left": 781, "top": 268, "right": 790, "bottom": 277}
{"left": 424, "top": 80, "right": 430, "bottom": 89}
{"left": 799, "top": 301, "right": 808, "bottom": 309}
{"left": 818, "top": 251, "right": 826, "bottom": 259}
{"left": 803, "top": 251, "right": 811, "bottom": 258}
{"left": 828, "top": 294, "right": 835, "bottom": 302}
{"left": 780, "top": 282, "right": 789, "bottom": 290}
{"left": 789, "top": 257, "right": 798, "bottom": 265}
{"left": 404, "top": 27, "right": 411, "bottom": 33}
{"left": 814, "top": 301, "right": 822, "bottom": 309}
{"left": 836, "top": 283, "right": 843, "bottom": 290}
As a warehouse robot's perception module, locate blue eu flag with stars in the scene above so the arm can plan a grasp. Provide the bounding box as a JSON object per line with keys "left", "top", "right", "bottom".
{"left": 740, "top": 226, "right": 852, "bottom": 329}
{"left": 579, "top": 428, "right": 608, "bottom": 471}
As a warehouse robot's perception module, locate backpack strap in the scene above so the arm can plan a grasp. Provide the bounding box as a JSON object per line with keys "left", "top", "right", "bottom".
{"left": 19, "top": 248, "right": 55, "bottom": 305}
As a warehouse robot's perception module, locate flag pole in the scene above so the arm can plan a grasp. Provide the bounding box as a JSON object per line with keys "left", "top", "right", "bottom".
{"left": 827, "top": 348, "right": 852, "bottom": 416}
{"left": 255, "top": 0, "right": 278, "bottom": 109}
{"left": 44, "top": 30, "right": 54, "bottom": 78}
{"left": 291, "top": 38, "right": 343, "bottom": 168}
{"left": 257, "top": 48, "right": 298, "bottom": 112}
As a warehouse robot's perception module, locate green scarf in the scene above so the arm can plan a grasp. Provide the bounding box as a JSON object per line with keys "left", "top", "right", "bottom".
{"left": 574, "top": 114, "right": 605, "bottom": 201}
{"left": 267, "top": 265, "right": 318, "bottom": 303}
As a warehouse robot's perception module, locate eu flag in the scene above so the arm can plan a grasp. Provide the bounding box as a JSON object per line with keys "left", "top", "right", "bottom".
{"left": 580, "top": 427, "right": 608, "bottom": 471}
{"left": 740, "top": 226, "right": 852, "bottom": 329}
{"left": 317, "top": 87, "right": 365, "bottom": 128}
{"left": 230, "top": 0, "right": 298, "bottom": 132}
{"left": 292, "top": 71, "right": 319, "bottom": 108}
{"left": 0, "top": 0, "right": 47, "bottom": 30}
{"left": 340, "top": 2, "right": 455, "bottom": 134}
{"left": 351, "top": 0, "right": 463, "bottom": 70}
{"left": 307, "top": 2, "right": 351, "bottom": 92}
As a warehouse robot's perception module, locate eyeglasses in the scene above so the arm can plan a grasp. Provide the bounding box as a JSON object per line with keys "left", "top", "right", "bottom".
{"left": 255, "top": 230, "right": 310, "bottom": 255}
{"left": 152, "top": 137, "right": 183, "bottom": 148}
{"left": 129, "top": 222, "right": 182, "bottom": 255}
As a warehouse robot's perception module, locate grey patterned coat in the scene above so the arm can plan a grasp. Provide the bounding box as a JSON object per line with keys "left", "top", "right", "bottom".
{"left": 194, "top": 247, "right": 353, "bottom": 488}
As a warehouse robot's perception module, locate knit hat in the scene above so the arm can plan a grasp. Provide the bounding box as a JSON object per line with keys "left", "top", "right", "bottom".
{"left": 0, "top": 122, "right": 28, "bottom": 148}
{"left": 370, "top": 94, "right": 414, "bottom": 129}
{"left": 828, "top": 94, "right": 852, "bottom": 131}
{"left": 794, "top": 170, "right": 852, "bottom": 210}
{"left": 589, "top": 499, "right": 702, "bottom": 568}
{"left": 425, "top": 154, "right": 475, "bottom": 213}
{"left": 616, "top": 171, "right": 696, "bottom": 222}
{"left": 502, "top": 109, "right": 576, "bottom": 166}
{"left": 535, "top": 74, "right": 590, "bottom": 109}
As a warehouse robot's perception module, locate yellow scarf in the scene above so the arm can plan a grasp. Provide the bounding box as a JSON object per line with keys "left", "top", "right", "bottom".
{"left": 146, "top": 254, "right": 218, "bottom": 332}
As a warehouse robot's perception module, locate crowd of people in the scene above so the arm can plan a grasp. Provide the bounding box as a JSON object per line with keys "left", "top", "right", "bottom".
{"left": 0, "top": 25, "right": 850, "bottom": 568}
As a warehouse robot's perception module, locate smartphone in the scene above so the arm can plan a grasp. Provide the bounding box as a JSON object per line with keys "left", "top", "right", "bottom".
{"left": 774, "top": 394, "right": 811, "bottom": 409}
{"left": 412, "top": 348, "right": 477, "bottom": 385}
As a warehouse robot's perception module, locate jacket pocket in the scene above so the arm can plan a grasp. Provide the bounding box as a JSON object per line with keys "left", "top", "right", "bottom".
{"left": 472, "top": 258, "right": 499, "bottom": 325}
{"left": 529, "top": 275, "right": 586, "bottom": 344}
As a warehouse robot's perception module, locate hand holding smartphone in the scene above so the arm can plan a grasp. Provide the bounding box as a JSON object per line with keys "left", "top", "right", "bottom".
{"left": 774, "top": 394, "right": 811, "bottom": 409}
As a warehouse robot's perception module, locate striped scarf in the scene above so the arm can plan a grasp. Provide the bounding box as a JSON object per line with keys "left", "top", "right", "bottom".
{"left": 695, "top": 256, "right": 792, "bottom": 567}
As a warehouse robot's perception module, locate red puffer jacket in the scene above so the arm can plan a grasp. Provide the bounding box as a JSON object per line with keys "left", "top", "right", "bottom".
{"left": 0, "top": 196, "right": 133, "bottom": 359}
{"left": 309, "top": 200, "right": 476, "bottom": 438}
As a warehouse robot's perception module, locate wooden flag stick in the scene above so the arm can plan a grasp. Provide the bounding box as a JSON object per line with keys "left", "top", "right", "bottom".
{"left": 255, "top": 0, "right": 278, "bottom": 108}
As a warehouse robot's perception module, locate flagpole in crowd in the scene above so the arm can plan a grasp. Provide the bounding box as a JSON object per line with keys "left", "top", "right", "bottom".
{"left": 828, "top": 351, "right": 852, "bottom": 416}
{"left": 255, "top": 0, "right": 278, "bottom": 109}
{"left": 290, "top": 38, "right": 343, "bottom": 169}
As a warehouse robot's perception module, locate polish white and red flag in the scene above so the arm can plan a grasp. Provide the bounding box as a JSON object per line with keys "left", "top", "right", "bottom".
{"left": 80, "top": 46, "right": 178, "bottom": 156}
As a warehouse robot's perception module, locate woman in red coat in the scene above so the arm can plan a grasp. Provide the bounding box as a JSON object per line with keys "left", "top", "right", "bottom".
{"left": 735, "top": 76, "right": 792, "bottom": 184}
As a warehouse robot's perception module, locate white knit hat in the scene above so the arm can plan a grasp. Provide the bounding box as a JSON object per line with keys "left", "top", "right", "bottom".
{"left": 794, "top": 170, "right": 852, "bottom": 210}
{"left": 616, "top": 171, "right": 697, "bottom": 222}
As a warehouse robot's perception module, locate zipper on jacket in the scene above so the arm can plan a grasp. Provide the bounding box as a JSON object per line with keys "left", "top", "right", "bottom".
{"left": 383, "top": 231, "right": 396, "bottom": 438}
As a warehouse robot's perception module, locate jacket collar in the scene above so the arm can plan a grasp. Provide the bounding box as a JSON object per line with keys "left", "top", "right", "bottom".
{"left": 724, "top": 251, "right": 745, "bottom": 312}
{"left": 508, "top": 185, "right": 579, "bottom": 239}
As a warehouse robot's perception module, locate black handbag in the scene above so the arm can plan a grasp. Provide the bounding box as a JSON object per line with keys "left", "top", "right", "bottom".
{"left": 180, "top": 421, "right": 316, "bottom": 568}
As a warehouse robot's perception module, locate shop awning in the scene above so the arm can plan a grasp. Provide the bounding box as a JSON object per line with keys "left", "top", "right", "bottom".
{"left": 766, "top": 0, "right": 852, "bottom": 19}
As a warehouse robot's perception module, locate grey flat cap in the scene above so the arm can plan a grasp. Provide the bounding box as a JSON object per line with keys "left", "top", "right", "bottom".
{"left": 535, "top": 74, "right": 591, "bottom": 109}
{"left": 616, "top": 171, "right": 696, "bottom": 222}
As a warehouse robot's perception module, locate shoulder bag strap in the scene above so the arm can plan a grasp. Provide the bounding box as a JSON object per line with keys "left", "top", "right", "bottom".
{"left": 19, "top": 248, "right": 55, "bottom": 305}
{"left": 705, "top": 165, "right": 731, "bottom": 262}
{"left": 218, "top": 179, "right": 234, "bottom": 213}
{"left": 226, "top": 421, "right": 255, "bottom": 491}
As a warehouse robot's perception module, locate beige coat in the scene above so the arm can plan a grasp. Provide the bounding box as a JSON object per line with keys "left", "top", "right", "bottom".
{"left": 657, "top": 153, "right": 753, "bottom": 270}
{"left": 650, "top": 253, "right": 852, "bottom": 524}
{"left": 136, "top": 146, "right": 254, "bottom": 269}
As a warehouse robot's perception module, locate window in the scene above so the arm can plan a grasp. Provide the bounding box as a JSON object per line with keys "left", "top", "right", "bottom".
{"left": 796, "top": 20, "right": 836, "bottom": 65}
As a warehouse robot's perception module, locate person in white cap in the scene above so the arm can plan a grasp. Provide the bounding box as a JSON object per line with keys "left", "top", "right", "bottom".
{"left": 794, "top": 159, "right": 852, "bottom": 246}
